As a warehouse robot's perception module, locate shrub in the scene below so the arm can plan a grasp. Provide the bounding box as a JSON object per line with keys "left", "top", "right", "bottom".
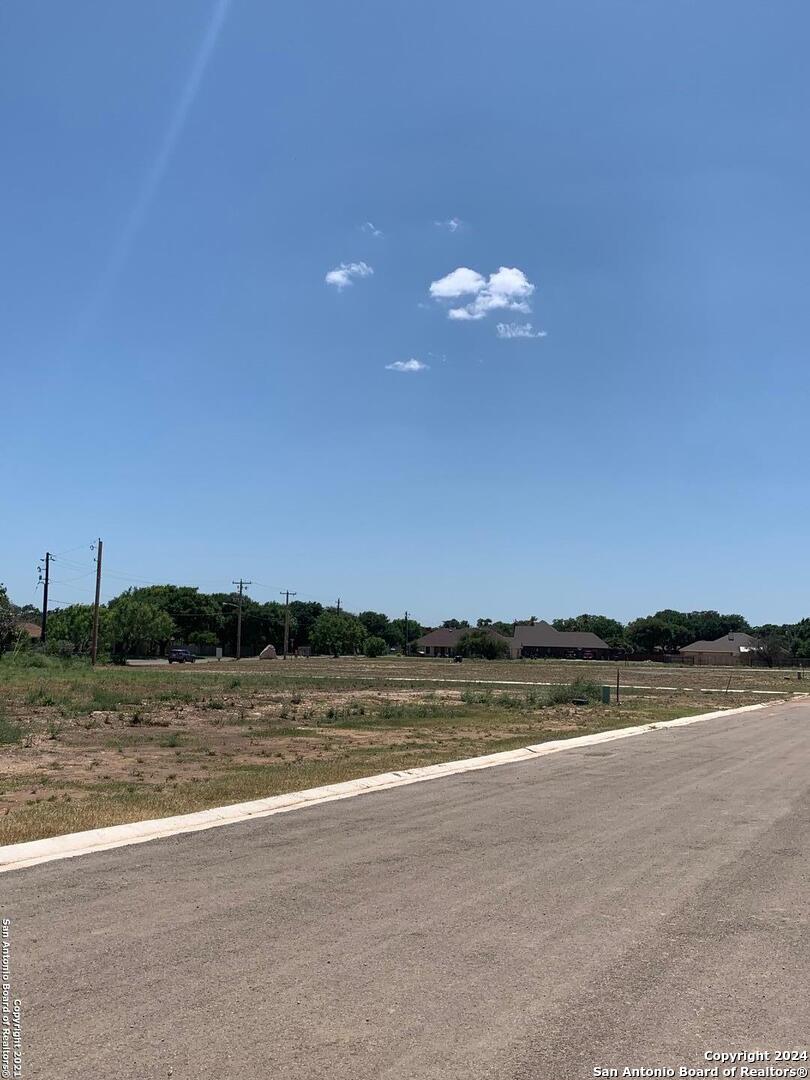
{"left": 456, "top": 630, "right": 510, "bottom": 660}
{"left": 546, "top": 679, "right": 603, "bottom": 705}
{"left": 44, "top": 639, "right": 76, "bottom": 659}
{"left": 365, "top": 636, "right": 388, "bottom": 658}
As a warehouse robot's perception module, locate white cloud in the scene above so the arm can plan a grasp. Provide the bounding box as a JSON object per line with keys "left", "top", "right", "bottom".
{"left": 429, "top": 267, "right": 486, "bottom": 299}
{"left": 325, "top": 261, "right": 374, "bottom": 289}
{"left": 386, "top": 358, "right": 429, "bottom": 373}
{"left": 488, "top": 266, "right": 534, "bottom": 302}
{"left": 496, "top": 322, "right": 547, "bottom": 339}
{"left": 361, "top": 221, "right": 383, "bottom": 238}
{"left": 430, "top": 265, "right": 536, "bottom": 321}
{"left": 435, "top": 217, "right": 462, "bottom": 232}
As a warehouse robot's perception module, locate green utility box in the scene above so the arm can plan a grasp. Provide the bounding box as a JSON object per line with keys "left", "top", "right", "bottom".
{"left": 601, "top": 685, "right": 611, "bottom": 704}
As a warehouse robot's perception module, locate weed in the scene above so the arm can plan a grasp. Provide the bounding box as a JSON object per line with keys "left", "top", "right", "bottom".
{"left": 26, "top": 687, "right": 55, "bottom": 707}
{"left": 545, "top": 679, "right": 603, "bottom": 705}
{"left": 0, "top": 715, "right": 24, "bottom": 746}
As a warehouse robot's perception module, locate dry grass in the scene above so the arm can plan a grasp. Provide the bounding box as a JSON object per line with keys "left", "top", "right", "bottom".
{"left": 0, "top": 653, "right": 798, "bottom": 845}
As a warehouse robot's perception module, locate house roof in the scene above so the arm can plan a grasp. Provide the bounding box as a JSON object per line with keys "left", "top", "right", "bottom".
{"left": 512, "top": 622, "right": 610, "bottom": 650}
{"left": 16, "top": 621, "right": 42, "bottom": 639}
{"left": 680, "top": 633, "right": 761, "bottom": 655}
{"left": 415, "top": 626, "right": 511, "bottom": 648}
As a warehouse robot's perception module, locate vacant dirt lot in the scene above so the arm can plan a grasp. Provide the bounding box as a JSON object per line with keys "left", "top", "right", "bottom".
{"left": 1, "top": 654, "right": 803, "bottom": 844}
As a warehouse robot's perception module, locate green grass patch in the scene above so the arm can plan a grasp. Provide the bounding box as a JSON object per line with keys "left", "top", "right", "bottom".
{"left": 0, "top": 714, "right": 25, "bottom": 746}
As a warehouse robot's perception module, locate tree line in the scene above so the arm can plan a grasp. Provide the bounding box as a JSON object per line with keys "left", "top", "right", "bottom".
{"left": 2, "top": 583, "right": 809, "bottom": 661}
{"left": 0, "top": 584, "right": 423, "bottom": 660}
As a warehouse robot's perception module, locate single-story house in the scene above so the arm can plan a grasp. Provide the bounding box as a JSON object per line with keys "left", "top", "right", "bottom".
{"left": 414, "top": 626, "right": 511, "bottom": 658}
{"left": 511, "top": 621, "right": 611, "bottom": 660}
{"left": 416, "top": 621, "right": 612, "bottom": 660}
{"left": 679, "top": 632, "right": 761, "bottom": 666}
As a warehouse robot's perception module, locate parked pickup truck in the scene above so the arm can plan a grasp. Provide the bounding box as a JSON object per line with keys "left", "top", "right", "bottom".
{"left": 167, "top": 647, "right": 195, "bottom": 664}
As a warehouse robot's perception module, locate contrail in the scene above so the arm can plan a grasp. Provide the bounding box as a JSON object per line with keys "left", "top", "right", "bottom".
{"left": 74, "top": 0, "right": 231, "bottom": 339}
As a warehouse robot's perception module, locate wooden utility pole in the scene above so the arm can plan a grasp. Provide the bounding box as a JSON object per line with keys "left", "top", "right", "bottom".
{"left": 232, "top": 579, "right": 251, "bottom": 660}
{"left": 39, "top": 552, "right": 52, "bottom": 644}
{"left": 335, "top": 597, "right": 341, "bottom": 614}
{"left": 280, "top": 589, "right": 297, "bottom": 659}
{"left": 616, "top": 667, "right": 620, "bottom": 705}
{"left": 404, "top": 610, "right": 409, "bottom": 656}
{"left": 90, "top": 539, "right": 103, "bottom": 665}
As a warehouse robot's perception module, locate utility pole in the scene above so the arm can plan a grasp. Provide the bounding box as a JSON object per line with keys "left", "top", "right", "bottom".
{"left": 280, "top": 590, "right": 297, "bottom": 659}
{"left": 232, "top": 579, "right": 251, "bottom": 660}
{"left": 335, "top": 597, "right": 341, "bottom": 614}
{"left": 39, "top": 552, "right": 52, "bottom": 644}
{"left": 90, "top": 539, "right": 103, "bottom": 665}
{"left": 404, "top": 610, "right": 409, "bottom": 656}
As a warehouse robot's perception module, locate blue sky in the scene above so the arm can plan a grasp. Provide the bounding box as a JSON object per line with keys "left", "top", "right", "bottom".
{"left": 3, "top": 0, "right": 809, "bottom": 626}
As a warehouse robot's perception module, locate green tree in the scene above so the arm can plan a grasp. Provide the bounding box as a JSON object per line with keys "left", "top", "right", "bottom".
{"left": 364, "top": 635, "right": 388, "bottom": 657}
{"left": 442, "top": 619, "right": 470, "bottom": 629}
{"left": 752, "top": 625, "right": 790, "bottom": 667}
{"left": 385, "top": 616, "right": 424, "bottom": 653}
{"left": 47, "top": 603, "right": 109, "bottom": 653}
{"left": 10, "top": 601, "right": 40, "bottom": 624}
{"left": 358, "top": 611, "right": 390, "bottom": 639}
{"left": 553, "top": 614, "right": 627, "bottom": 648}
{"left": 108, "top": 597, "right": 175, "bottom": 660}
{"left": 118, "top": 585, "right": 224, "bottom": 645}
{"left": 681, "top": 610, "right": 750, "bottom": 641}
{"left": 626, "top": 614, "right": 691, "bottom": 654}
{"left": 456, "top": 629, "right": 510, "bottom": 660}
{"left": 311, "top": 611, "right": 367, "bottom": 656}
{"left": 208, "top": 592, "right": 277, "bottom": 657}
{"left": 0, "top": 584, "right": 14, "bottom": 647}
{"left": 288, "top": 601, "right": 323, "bottom": 650}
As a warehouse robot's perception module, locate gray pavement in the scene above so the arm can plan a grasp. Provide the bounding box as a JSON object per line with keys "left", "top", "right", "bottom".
{"left": 3, "top": 699, "right": 809, "bottom": 1079}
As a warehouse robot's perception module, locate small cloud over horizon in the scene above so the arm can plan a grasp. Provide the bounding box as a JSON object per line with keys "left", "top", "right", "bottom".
{"left": 325, "top": 261, "right": 374, "bottom": 289}
{"left": 361, "top": 221, "right": 383, "bottom": 238}
{"left": 386, "top": 358, "right": 429, "bottom": 373}
{"left": 434, "top": 217, "right": 463, "bottom": 232}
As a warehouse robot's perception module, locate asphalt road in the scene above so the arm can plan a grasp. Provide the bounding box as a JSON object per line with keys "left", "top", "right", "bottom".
{"left": 4, "top": 700, "right": 809, "bottom": 1079}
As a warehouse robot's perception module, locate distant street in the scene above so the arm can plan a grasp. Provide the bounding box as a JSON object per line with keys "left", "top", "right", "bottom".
{"left": 4, "top": 698, "right": 809, "bottom": 1079}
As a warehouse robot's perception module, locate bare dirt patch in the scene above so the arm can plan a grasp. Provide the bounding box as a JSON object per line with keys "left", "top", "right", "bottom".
{"left": 0, "top": 655, "right": 788, "bottom": 844}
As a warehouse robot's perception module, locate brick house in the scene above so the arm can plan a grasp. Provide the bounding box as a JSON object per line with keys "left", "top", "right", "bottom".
{"left": 414, "top": 626, "right": 512, "bottom": 658}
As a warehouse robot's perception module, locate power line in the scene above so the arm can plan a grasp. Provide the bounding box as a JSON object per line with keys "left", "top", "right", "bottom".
{"left": 49, "top": 571, "right": 96, "bottom": 585}
{"left": 53, "top": 540, "right": 96, "bottom": 558}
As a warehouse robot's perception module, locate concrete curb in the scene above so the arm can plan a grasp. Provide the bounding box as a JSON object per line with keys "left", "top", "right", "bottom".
{"left": 0, "top": 699, "right": 785, "bottom": 874}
